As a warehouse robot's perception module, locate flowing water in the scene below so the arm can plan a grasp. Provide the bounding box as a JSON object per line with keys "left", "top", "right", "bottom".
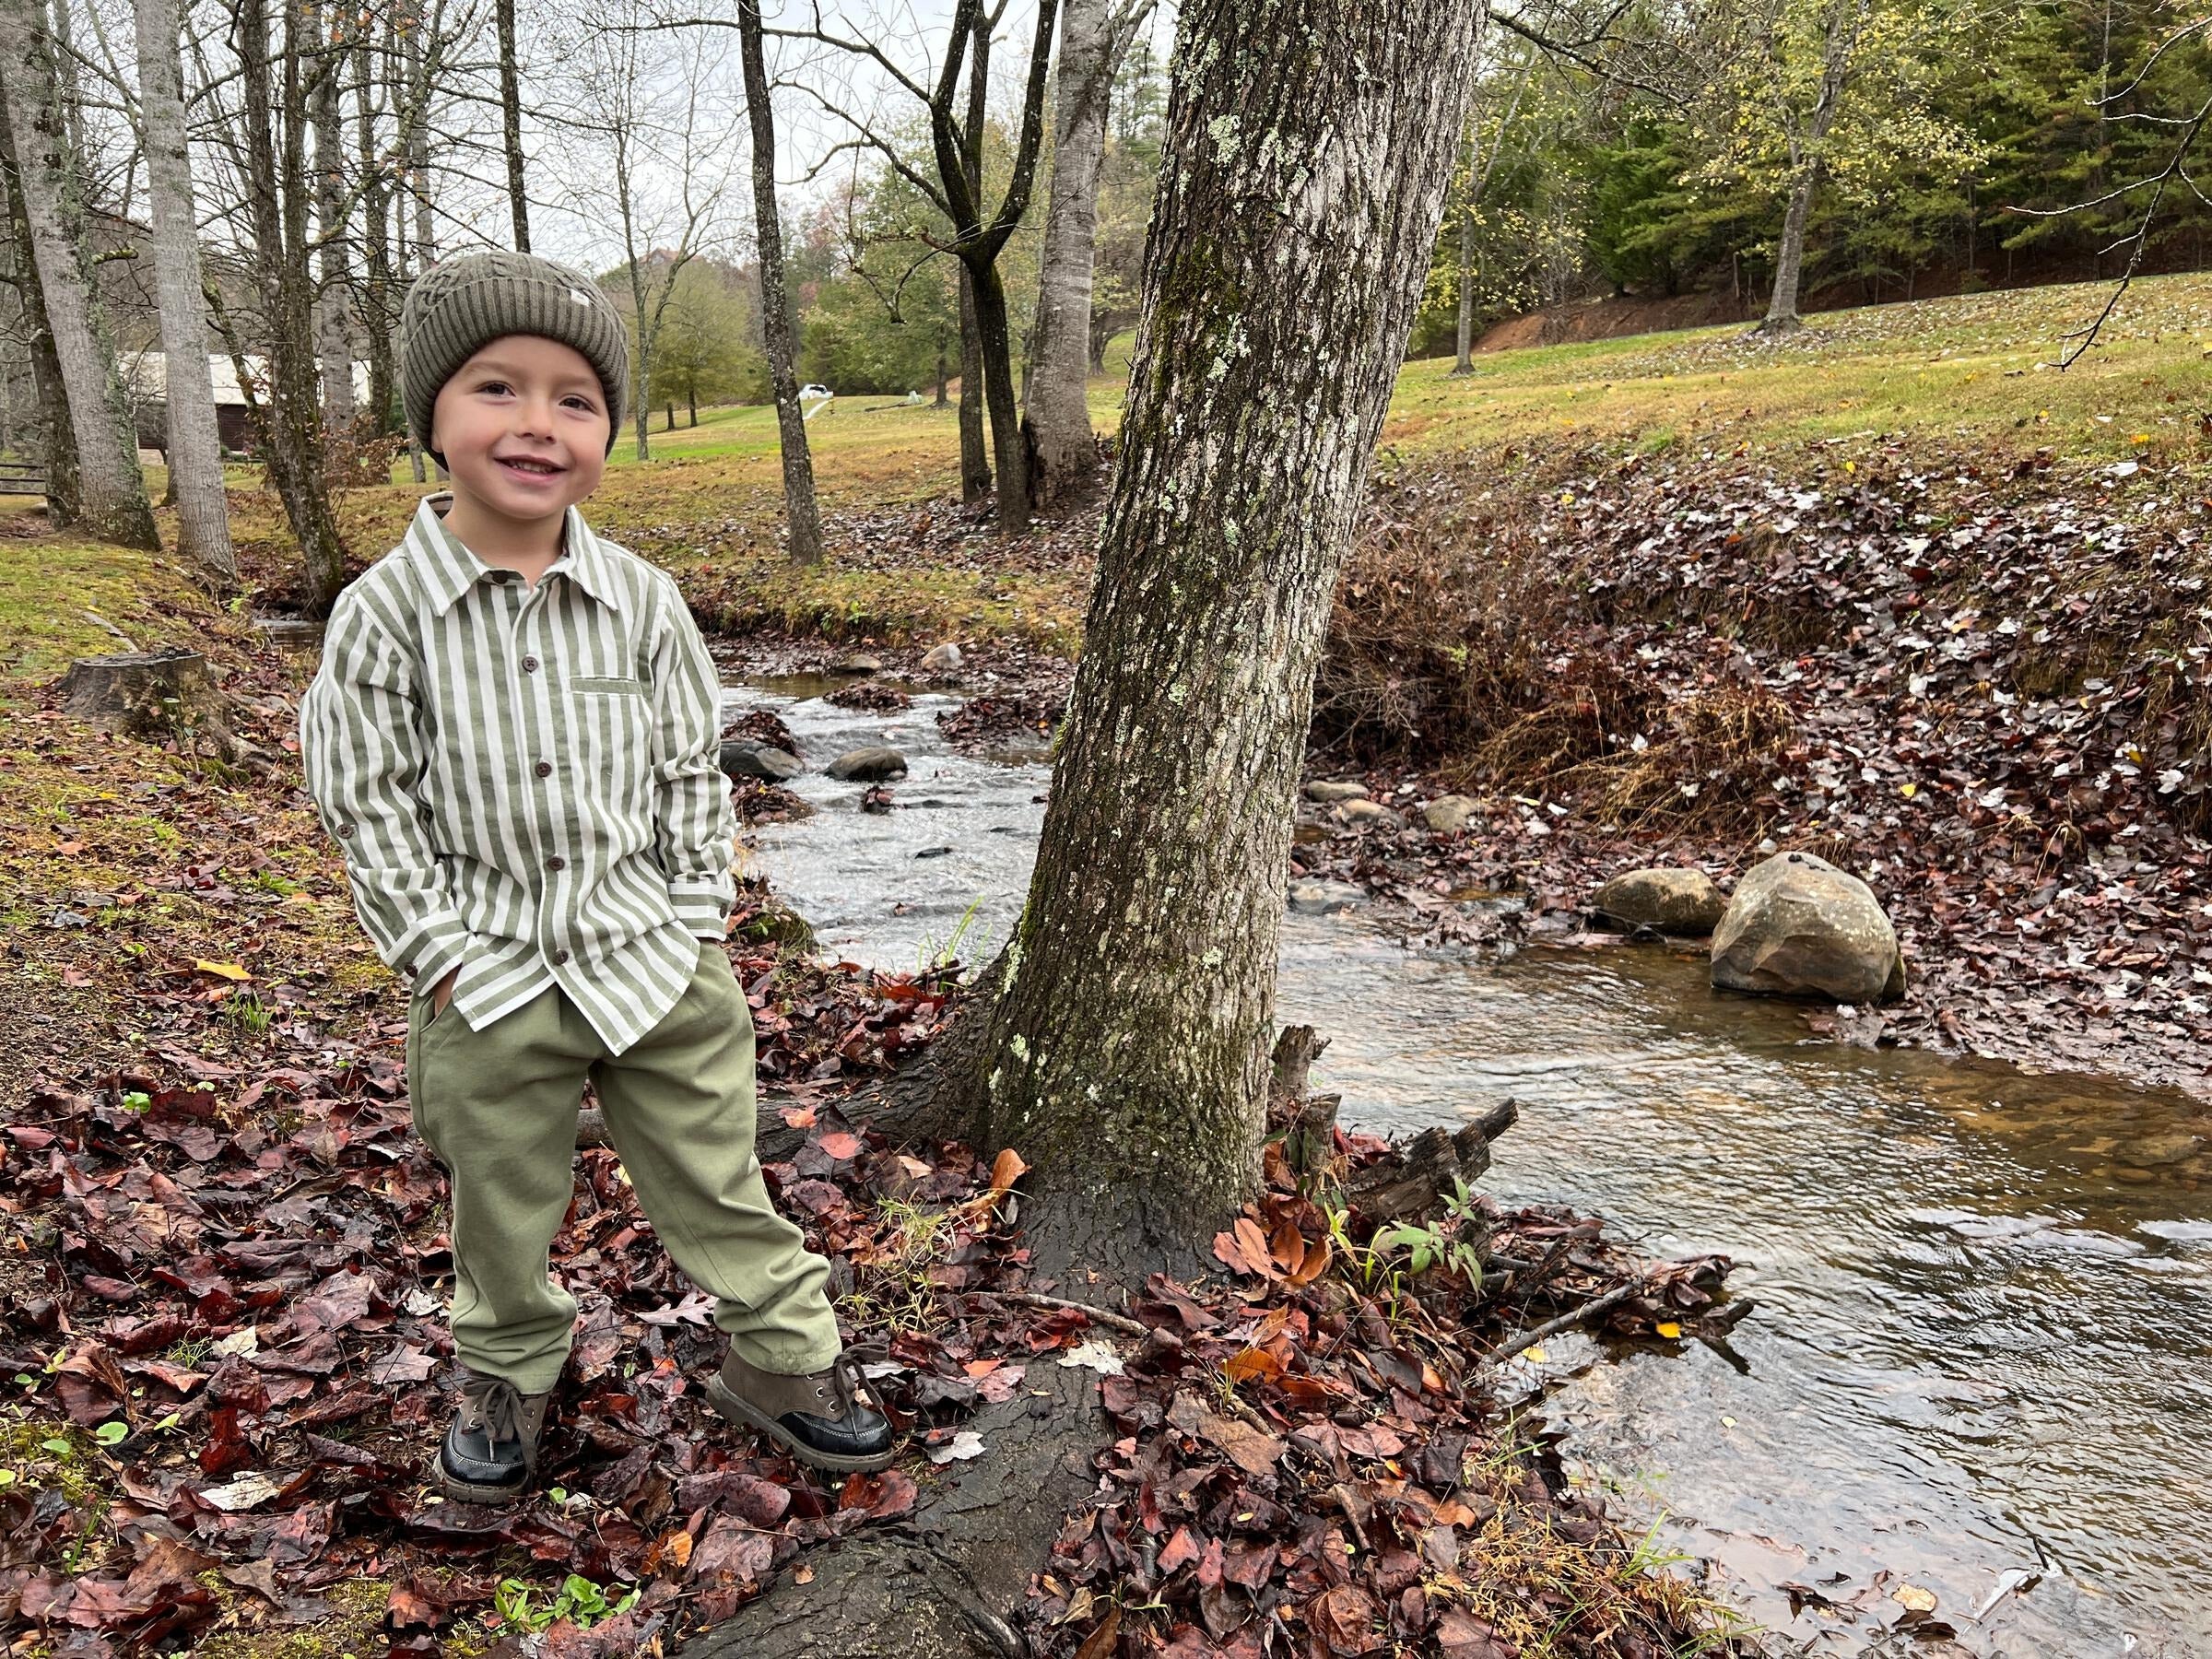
{"left": 727, "top": 671, "right": 2212, "bottom": 1657}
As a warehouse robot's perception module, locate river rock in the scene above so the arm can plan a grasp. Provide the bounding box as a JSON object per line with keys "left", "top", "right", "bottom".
{"left": 1421, "top": 794, "right": 1478, "bottom": 835}
{"left": 1288, "top": 880, "right": 1366, "bottom": 915}
{"left": 1592, "top": 867, "right": 1728, "bottom": 936}
{"left": 1335, "top": 798, "right": 1404, "bottom": 830}
{"left": 1711, "top": 850, "right": 1905, "bottom": 1003}
{"left": 832, "top": 653, "right": 884, "bottom": 675}
{"left": 719, "top": 739, "right": 802, "bottom": 782}
{"left": 920, "top": 641, "right": 963, "bottom": 673}
{"left": 827, "top": 746, "right": 909, "bottom": 782}
{"left": 1304, "top": 780, "right": 1370, "bottom": 804}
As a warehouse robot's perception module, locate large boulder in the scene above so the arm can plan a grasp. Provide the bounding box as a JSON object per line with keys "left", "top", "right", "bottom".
{"left": 1711, "top": 851, "right": 1905, "bottom": 1003}
{"left": 1592, "top": 867, "right": 1728, "bottom": 936}
{"left": 826, "top": 746, "right": 909, "bottom": 782}
{"left": 1288, "top": 880, "right": 1366, "bottom": 915}
{"left": 920, "top": 641, "right": 964, "bottom": 673}
{"left": 720, "top": 739, "right": 802, "bottom": 782}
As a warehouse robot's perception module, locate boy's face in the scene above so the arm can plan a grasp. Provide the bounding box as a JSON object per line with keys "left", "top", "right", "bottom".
{"left": 430, "top": 335, "right": 611, "bottom": 524}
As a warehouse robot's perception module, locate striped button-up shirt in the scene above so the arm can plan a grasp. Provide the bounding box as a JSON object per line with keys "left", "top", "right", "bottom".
{"left": 300, "top": 495, "right": 735, "bottom": 1055}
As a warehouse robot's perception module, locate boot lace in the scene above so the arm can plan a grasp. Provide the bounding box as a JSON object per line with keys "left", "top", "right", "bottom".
{"left": 826, "top": 1341, "right": 890, "bottom": 1421}
{"left": 462, "top": 1373, "right": 527, "bottom": 1446}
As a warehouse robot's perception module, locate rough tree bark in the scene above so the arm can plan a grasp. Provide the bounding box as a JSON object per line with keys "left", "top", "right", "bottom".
{"left": 951, "top": 0, "right": 1485, "bottom": 1279}
{"left": 0, "top": 0, "right": 158, "bottom": 549}
{"left": 0, "top": 81, "right": 80, "bottom": 525}
{"left": 736, "top": 0, "right": 822, "bottom": 566}
{"left": 495, "top": 0, "right": 529, "bottom": 250}
{"left": 1021, "top": 0, "right": 1149, "bottom": 508}
{"left": 310, "top": 3, "right": 356, "bottom": 445}
{"left": 238, "top": 0, "right": 348, "bottom": 607}
{"left": 697, "top": 8, "right": 1482, "bottom": 1651}
{"left": 1451, "top": 174, "right": 1477, "bottom": 373}
{"left": 133, "top": 0, "right": 236, "bottom": 582}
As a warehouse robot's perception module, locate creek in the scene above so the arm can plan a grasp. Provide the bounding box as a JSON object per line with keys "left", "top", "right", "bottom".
{"left": 725, "top": 671, "right": 2212, "bottom": 1657}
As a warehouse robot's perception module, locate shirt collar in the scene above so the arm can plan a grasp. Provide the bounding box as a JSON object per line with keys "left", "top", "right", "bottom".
{"left": 406, "top": 494, "right": 625, "bottom": 615}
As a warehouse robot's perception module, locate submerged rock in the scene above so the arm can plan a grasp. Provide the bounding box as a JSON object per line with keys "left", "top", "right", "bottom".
{"left": 827, "top": 746, "right": 909, "bottom": 782}
{"left": 1711, "top": 850, "right": 1904, "bottom": 1003}
{"left": 1420, "top": 794, "right": 1478, "bottom": 835}
{"left": 1288, "top": 880, "right": 1366, "bottom": 915}
{"left": 719, "top": 739, "right": 802, "bottom": 782}
{"left": 832, "top": 653, "right": 885, "bottom": 675}
{"left": 1303, "top": 780, "right": 1370, "bottom": 804}
{"left": 1592, "top": 867, "right": 1727, "bottom": 936}
{"left": 920, "top": 641, "right": 964, "bottom": 673}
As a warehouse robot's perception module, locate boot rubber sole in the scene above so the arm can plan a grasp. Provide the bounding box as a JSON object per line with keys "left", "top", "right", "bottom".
{"left": 705, "top": 1374, "right": 898, "bottom": 1473}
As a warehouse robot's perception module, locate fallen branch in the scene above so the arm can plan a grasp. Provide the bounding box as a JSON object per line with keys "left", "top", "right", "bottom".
{"left": 1482, "top": 1280, "right": 1641, "bottom": 1371}
{"left": 991, "top": 1288, "right": 1148, "bottom": 1337}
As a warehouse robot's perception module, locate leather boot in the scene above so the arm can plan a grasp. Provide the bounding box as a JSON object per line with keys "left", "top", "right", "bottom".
{"left": 706, "top": 1347, "right": 897, "bottom": 1472}
{"left": 434, "top": 1370, "right": 552, "bottom": 1503}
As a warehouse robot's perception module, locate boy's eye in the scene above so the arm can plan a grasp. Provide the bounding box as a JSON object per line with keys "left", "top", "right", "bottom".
{"left": 477, "top": 380, "right": 512, "bottom": 395}
{"left": 562, "top": 395, "right": 599, "bottom": 414}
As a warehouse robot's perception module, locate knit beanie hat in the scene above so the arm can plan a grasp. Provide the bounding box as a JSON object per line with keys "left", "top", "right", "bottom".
{"left": 397, "top": 250, "right": 630, "bottom": 461}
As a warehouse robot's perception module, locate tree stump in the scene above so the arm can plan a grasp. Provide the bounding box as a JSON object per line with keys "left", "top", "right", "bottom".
{"left": 59, "top": 648, "right": 247, "bottom": 762}
{"left": 1340, "top": 1099, "right": 1520, "bottom": 1224}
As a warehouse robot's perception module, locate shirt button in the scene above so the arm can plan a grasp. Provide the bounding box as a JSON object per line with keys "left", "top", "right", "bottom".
{"left": 535, "top": 760, "right": 552, "bottom": 778}
{"left": 551, "top": 947, "right": 571, "bottom": 966}
{"left": 546, "top": 855, "right": 565, "bottom": 872}
{"left": 336, "top": 822, "right": 355, "bottom": 839}
{"left": 521, "top": 654, "right": 539, "bottom": 673}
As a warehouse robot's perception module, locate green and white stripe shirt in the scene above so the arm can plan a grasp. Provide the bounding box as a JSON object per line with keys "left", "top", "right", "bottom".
{"left": 300, "top": 495, "right": 735, "bottom": 1055}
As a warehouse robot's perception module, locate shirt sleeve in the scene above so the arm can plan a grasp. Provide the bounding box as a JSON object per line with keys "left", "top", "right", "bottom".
{"left": 647, "top": 583, "right": 738, "bottom": 942}
{"left": 298, "top": 588, "right": 472, "bottom": 989}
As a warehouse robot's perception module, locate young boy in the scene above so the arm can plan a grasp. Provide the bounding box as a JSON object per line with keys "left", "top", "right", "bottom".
{"left": 300, "top": 251, "right": 892, "bottom": 1502}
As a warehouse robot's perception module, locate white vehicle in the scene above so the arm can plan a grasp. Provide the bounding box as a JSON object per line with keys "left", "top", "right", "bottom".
{"left": 798, "top": 383, "right": 832, "bottom": 401}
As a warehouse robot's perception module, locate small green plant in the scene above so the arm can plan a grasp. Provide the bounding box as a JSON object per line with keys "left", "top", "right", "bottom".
{"left": 492, "top": 1574, "right": 639, "bottom": 1634}
{"left": 92, "top": 1421, "right": 127, "bottom": 1447}
{"left": 220, "top": 991, "right": 272, "bottom": 1041}
{"left": 120, "top": 1090, "right": 151, "bottom": 1113}
{"left": 915, "top": 894, "right": 986, "bottom": 974}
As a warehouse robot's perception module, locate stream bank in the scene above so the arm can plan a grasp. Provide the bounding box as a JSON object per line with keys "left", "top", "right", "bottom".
{"left": 727, "top": 663, "right": 2212, "bottom": 1658}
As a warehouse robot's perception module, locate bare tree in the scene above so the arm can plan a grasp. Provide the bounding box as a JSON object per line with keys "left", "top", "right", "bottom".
{"left": 955, "top": 3, "right": 994, "bottom": 507}
{"left": 494, "top": 0, "right": 528, "bottom": 249}
{"left": 735, "top": 0, "right": 819, "bottom": 564}
{"left": 134, "top": 0, "right": 235, "bottom": 580}
{"left": 761, "top": 0, "right": 1059, "bottom": 531}
{"left": 1020, "top": 0, "right": 1151, "bottom": 509}
{"left": 228, "top": 0, "right": 348, "bottom": 606}
{"left": 566, "top": 7, "right": 737, "bottom": 463}
{"left": 308, "top": 0, "right": 355, "bottom": 442}
{"left": 0, "top": 83, "right": 80, "bottom": 523}
{"left": 0, "top": 0, "right": 158, "bottom": 549}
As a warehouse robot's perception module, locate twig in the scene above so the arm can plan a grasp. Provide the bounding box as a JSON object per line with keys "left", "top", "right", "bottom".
{"left": 1484, "top": 1280, "right": 1641, "bottom": 1368}
{"left": 994, "top": 1288, "right": 1148, "bottom": 1337}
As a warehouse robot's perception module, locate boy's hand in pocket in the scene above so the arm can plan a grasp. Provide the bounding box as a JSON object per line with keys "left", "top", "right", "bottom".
{"left": 429, "top": 967, "right": 459, "bottom": 1013}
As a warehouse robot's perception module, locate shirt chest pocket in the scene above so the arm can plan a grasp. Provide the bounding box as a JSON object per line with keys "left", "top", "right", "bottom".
{"left": 562, "top": 675, "right": 655, "bottom": 806}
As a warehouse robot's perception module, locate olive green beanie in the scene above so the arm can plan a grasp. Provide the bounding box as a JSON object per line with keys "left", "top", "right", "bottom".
{"left": 397, "top": 250, "right": 629, "bottom": 461}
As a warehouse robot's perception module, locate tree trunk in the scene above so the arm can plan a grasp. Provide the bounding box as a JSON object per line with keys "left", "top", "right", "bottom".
{"left": 401, "top": 0, "right": 430, "bottom": 482}
{"left": 1759, "top": 157, "right": 1819, "bottom": 334}
{"left": 953, "top": 0, "right": 1482, "bottom": 1277}
{"left": 0, "top": 0, "right": 158, "bottom": 550}
{"left": 310, "top": 3, "right": 355, "bottom": 446}
{"left": 0, "top": 81, "right": 79, "bottom": 524}
{"left": 957, "top": 269, "right": 989, "bottom": 503}
{"left": 955, "top": 12, "right": 993, "bottom": 509}
{"left": 1021, "top": 0, "right": 1122, "bottom": 508}
{"left": 240, "top": 0, "right": 347, "bottom": 607}
{"left": 134, "top": 0, "right": 236, "bottom": 581}
{"left": 737, "top": 0, "right": 822, "bottom": 567}
{"left": 356, "top": 36, "right": 392, "bottom": 435}
{"left": 965, "top": 253, "right": 1029, "bottom": 532}
{"left": 495, "top": 0, "right": 528, "bottom": 251}
{"left": 935, "top": 336, "right": 948, "bottom": 406}
{"left": 1451, "top": 183, "right": 1476, "bottom": 372}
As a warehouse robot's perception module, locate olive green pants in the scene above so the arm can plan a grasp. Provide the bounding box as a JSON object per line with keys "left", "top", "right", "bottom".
{"left": 406, "top": 938, "right": 842, "bottom": 1394}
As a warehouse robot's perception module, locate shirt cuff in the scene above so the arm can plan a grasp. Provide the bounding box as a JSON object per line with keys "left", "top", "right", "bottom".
{"left": 668, "top": 881, "right": 730, "bottom": 942}
{"left": 399, "top": 912, "right": 471, "bottom": 991}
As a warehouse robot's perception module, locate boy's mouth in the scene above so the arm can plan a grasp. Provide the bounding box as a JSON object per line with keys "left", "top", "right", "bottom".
{"left": 494, "top": 455, "right": 566, "bottom": 482}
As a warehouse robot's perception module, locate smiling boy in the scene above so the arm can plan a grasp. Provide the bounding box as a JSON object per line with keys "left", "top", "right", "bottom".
{"left": 299, "top": 252, "right": 892, "bottom": 1502}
